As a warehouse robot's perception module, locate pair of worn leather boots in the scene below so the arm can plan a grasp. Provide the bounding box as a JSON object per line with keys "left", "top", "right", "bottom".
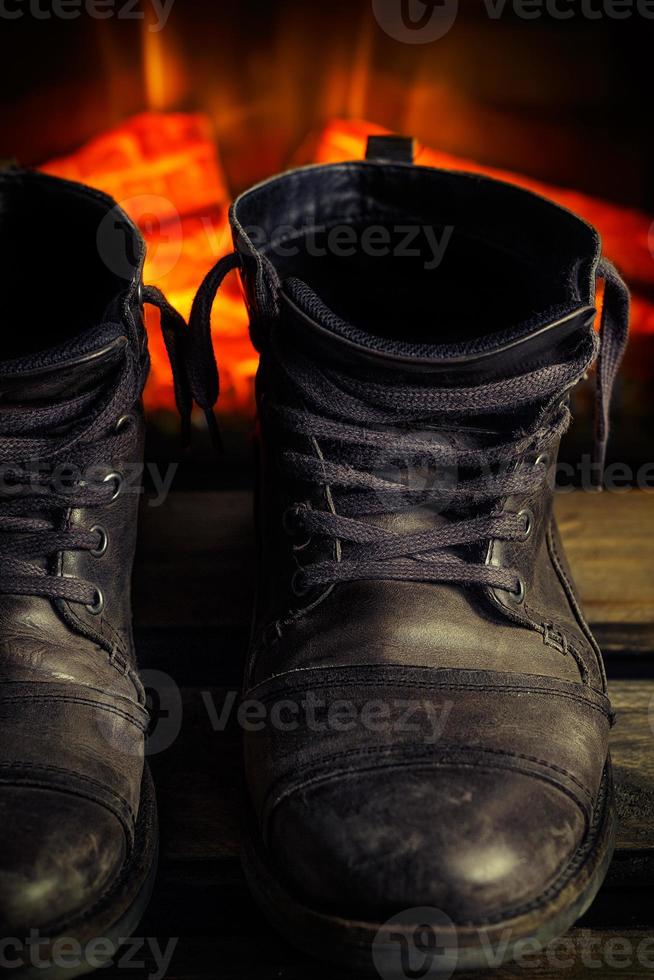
{"left": 0, "top": 138, "right": 628, "bottom": 976}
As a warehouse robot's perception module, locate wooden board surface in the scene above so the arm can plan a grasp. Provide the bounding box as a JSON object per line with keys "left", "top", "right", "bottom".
{"left": 134, "top": 489, "right": 654, "bottom": 647}
{"left": 104, "top": 490, "right": 654, "bottom": 979}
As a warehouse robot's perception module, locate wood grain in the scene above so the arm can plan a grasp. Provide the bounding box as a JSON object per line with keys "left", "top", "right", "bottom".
{"left": 555, "top": 491, "right": 654, "bottom": 625}
{"left": 134, "top": 490, "right": 654, "bottom": 644}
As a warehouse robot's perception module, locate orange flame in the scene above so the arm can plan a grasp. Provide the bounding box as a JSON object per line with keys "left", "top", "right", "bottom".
{"left": 43, "top": 112, "right": 254, "bottom": 414}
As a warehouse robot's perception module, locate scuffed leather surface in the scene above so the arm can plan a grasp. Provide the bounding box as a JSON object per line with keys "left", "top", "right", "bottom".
{"left": 245, "top": 665, "right": 610, "bottom": 922}
{"left": 245, "top": 667, "right": 610, "bottom": 830}
{"left": 0, "top": 787, "right": 126, "bottom": 935}
{"left": 271, "top": 768, "right": 585, "bottom": 922}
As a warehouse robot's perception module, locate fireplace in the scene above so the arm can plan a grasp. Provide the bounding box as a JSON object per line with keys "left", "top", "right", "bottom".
{"left": 2, "top": 0, "right": 652, "bottom": 478}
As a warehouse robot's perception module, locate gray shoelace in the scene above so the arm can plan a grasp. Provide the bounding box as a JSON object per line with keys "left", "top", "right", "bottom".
{"left": 189, "top": 254, "right": 629, "bottom": 596}
{"left": 268, "top": 340, "right": 590, "bottom": 597}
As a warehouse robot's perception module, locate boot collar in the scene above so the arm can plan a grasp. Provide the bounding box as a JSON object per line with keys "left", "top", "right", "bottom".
{"left": 279, "top": 278, "right": 597, "bottom": 383}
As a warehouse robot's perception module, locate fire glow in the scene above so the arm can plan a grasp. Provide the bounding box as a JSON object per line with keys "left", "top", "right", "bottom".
{"left": 42, "top": 112, "right": 654, "bottom": 416}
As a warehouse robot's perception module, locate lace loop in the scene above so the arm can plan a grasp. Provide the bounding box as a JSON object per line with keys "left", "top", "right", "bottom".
{"left": 142, "top": 284, "right": 193, "bottom": 446}
{"left": 188, "top": 252, "right": 243, "bottom": 453}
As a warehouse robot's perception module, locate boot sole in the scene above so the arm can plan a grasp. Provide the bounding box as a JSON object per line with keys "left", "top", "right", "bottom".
{"left": 242, "top": 758, "right": 616, "bottom": 974}
{"left": 14, "top": 764, "right": 158, "bottom": 980}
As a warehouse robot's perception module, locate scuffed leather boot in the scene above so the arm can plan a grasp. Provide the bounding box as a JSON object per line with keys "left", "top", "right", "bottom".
{"left": 189, "top": 139, "right": 629, "bottom": 972}
{"left": 0, "top": 170, "right": 188, "bottom": 973}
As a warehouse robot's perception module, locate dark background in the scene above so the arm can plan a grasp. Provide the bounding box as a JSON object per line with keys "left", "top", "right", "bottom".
{"left": 1, "top": 0, "right": 653, "bottom": 206}
{"left": 1, "top": 0, "right": 653, "bottom": 486}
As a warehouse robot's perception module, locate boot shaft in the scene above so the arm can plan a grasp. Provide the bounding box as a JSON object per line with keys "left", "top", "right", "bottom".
{"left": 229, "top": 151, "right": 602, "bottom": 354}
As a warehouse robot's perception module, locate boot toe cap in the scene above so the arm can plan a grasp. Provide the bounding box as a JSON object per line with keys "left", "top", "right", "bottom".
{"left": 268, "top": 765, "right": 587, "bottom": 924}
{"left": 0, "top": 786, "right": 126, "bottom": 936}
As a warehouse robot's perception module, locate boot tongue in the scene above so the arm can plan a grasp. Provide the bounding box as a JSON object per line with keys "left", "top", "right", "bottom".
{"left": 281, "top": 276, "right": 595, "bottom": 383}
{"left": 0, "top": 319, "right": 127, "bottom": 404}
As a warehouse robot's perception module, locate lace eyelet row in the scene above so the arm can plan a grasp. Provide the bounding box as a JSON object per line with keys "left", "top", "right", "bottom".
{"left": 84, "top": 466, "right": 124, "bottom": 613}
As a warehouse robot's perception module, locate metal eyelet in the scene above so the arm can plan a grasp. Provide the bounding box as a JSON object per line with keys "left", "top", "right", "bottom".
{"left": 89, "top": 525, "right": 109, "bottom": 558}
{"left": 86, "top": 587, "right": 105, "bottom": 616}
{"left": 114, "top": 414, "right": 135, "bottom": 435}
{"left": 510, "top": 573, "right": 526, "bottom": 605}
{"left": 496, "top": 572, "right": 526, "bottom": 606}
{"left": 516, "top": 509, "right": 534, "bottom": 541}
{"left": 291, "top": 569, "right": 311, "bottom": 598}
{"left": 103, "top": 471, "right": 124, "bottom": 502}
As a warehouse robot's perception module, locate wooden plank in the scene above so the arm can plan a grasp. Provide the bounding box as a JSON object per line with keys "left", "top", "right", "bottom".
{"left": 609, "top": 681, "right": 654, "bottom": 853}
{"left": 134, "top": 490, "right": 654, "bottom": 652}
{"left": 555, "top": 491, "right": 654, "bottom": 626}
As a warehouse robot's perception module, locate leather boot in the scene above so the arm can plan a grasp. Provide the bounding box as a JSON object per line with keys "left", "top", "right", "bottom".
{"left": 189, "top": 138, "right": 629, "bottom": 972}
{"left": 0, "top": 169, "right": 188, "bottom": 973}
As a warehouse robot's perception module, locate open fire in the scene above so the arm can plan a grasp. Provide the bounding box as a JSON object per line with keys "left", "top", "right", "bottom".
{"left": 41, "top": 111, "right": 654, "bottom": 419}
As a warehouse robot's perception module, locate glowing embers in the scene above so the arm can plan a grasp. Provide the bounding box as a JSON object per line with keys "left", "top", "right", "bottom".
{"left": 42, "top": 112, "right": 253, "bottom": 415}
{"left": 41, "top": 113, "right": 654, "bottom": 420}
